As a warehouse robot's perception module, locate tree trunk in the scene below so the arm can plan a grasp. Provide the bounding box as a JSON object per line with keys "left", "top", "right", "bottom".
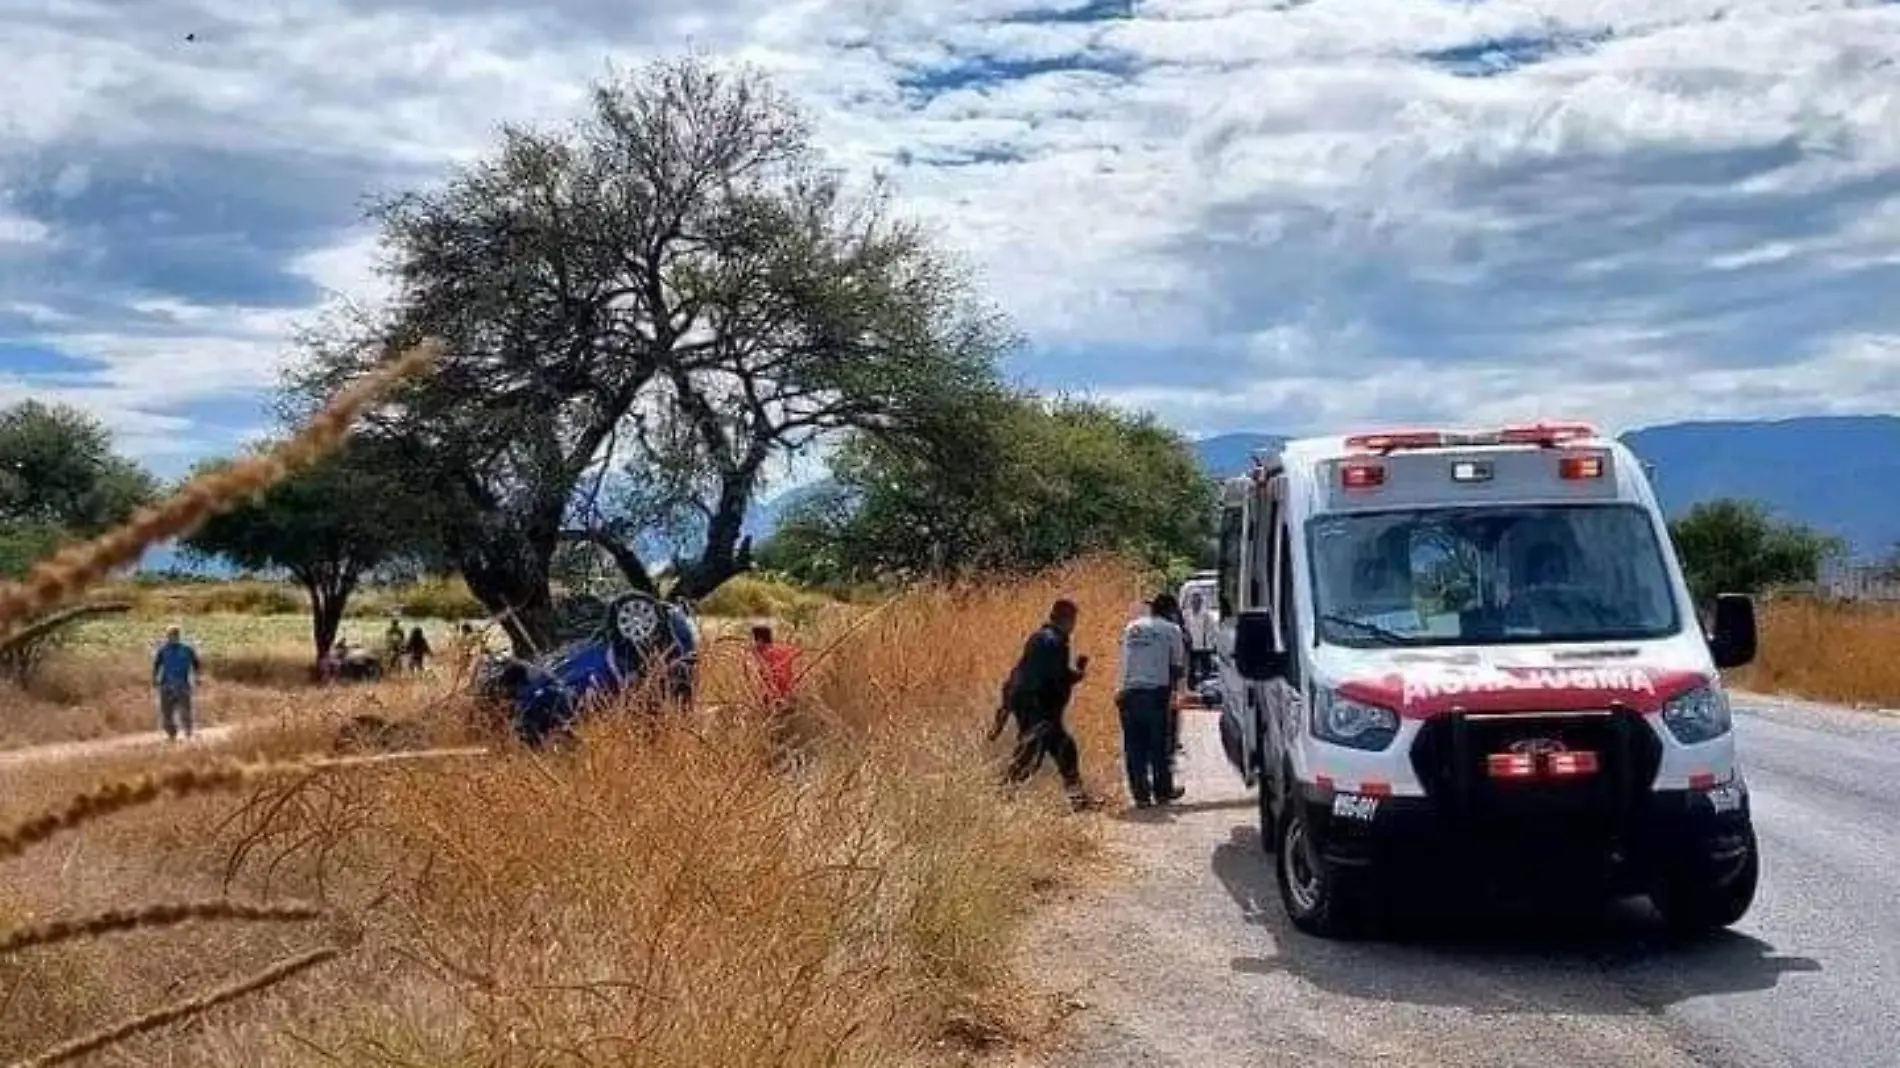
{"left": 461, "top": 555, "right": 557, "bottom": 656}
{"left": 672, "top": 467, "right": 760, "bottom": 601}
{"left": 302, "top": 577, "right": 353, "bottom": 678}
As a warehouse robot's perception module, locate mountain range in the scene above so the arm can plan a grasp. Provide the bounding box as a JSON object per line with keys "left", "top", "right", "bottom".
{"left": 1193, "top": 415, "right": 1900, "bottom": 561}
{"left": 134, "top": 414, "right": 1900, "bottom": 574}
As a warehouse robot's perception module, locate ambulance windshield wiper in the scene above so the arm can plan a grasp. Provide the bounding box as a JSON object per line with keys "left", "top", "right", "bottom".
{"left": 1319, "top": 614, "right": 1415, "bottom": 646}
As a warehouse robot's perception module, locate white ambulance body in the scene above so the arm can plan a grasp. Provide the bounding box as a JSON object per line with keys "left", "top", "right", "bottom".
{"left": 1215, "top": 423, "right": 1760, "bottom": 938}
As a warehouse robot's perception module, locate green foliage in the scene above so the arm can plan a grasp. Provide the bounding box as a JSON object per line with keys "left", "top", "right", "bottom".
{"left": 180, "top": 440, "right": 444, "bottom": 660}
{"left": 0, "top": 520, "right": 65, "bottom": 581}
{"left": 286, "top": 55, "right": 1010, "bottom": 648}
{"left": 0, "top": 400, "right": 157, "bottom": 579}
{"left": 0, "top": 400, "right": 156, "bottom": 535}
{"left": 1668, "top": 498, "right": 1845, "bottom": 606}
{"left": 694, "top": 573, "right": 831, "bottom": 626}
{"left": 763, "top": 393, "right": 1214, "bottom": 584}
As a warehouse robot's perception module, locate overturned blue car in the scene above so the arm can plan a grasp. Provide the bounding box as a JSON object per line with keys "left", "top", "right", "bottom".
{"left": 474, "top": 590, "right": 699, "bottom": 745}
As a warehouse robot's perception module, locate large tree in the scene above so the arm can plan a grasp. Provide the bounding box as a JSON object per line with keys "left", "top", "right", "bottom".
{"left": 762, "top": 393, "right": 1215, "bottom": 584}
{"left": 0, "top": 399, "right": 157, "bottom": 577}
{"left": 181, "top": 440, "right": 442, "bottom": 667}
{"left": 1668, "top": 498, "right": 1844, "bottom": 608}
{"left": 290, "top": 57, "right": 1008, "bottom": 651}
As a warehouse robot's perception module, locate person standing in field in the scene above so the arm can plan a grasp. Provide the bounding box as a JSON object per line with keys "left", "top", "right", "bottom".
{"left": 1116, "top": 593, "right": 1187, "bottom": 808}
{"left": 751, "top": 624, "right": 802, "bottom": 711}
{"left": 991, "top": 599, "right": 1091, "bottom": 809}
{"left": 152, "top": 624, "right": 201, "bottom": 741}
{"left": 383, "top": 618, "right": 406, "bottom": 676}
{"left": 406, "top": 626, "right": 432, "bottom": 673}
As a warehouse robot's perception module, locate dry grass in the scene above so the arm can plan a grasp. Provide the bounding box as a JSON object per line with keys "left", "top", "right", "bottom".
{"left": 0, "top": 336, "right": 1138, "bottom": 1066}
{"left": 1731, "top": 597, "right": 1900, "bottom": 708}
{"left": 0, "top": 558, "right": 1141, "bottom": 1067}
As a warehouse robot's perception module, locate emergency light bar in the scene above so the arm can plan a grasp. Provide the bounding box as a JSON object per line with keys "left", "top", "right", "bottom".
{"left": 1337, "top": 448, "right": 1608, "bottom": 491}
{"left": 1345, "top": 422, "right": 1601, "bottom": 454}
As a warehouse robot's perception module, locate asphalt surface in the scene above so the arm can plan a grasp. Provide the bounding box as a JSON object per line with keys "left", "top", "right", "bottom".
{"left": 1021, "top": 695, "right": 1900, "bottom": 1068}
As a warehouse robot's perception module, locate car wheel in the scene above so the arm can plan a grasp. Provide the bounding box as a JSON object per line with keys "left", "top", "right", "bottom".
{"left": 607, "top": 593, "right": 666, "bottom": 649}
{"left": 1276, "top": 802, "right": 1368, "bottom": 939}
{"left": 1652, "top": 824, "right": 1760, "bottom": 937}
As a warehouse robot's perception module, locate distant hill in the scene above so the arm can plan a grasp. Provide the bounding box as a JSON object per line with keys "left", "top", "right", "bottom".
{"left": 1191, "top": 417, "right": 1900, "bottom": 561}
{"left": 1620, "top": 416, "right": 1900, "bottom": 560}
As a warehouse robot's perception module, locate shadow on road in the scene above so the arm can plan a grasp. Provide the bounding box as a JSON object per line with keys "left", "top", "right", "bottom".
{"left": 1211, "top": 824, "right": 1822, "bottom": 1015}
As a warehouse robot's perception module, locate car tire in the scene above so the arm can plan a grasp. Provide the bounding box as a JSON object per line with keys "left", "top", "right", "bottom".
{"left": 607, "top": 593, "right": 669, "bottom": 652}
{"left": 1276, "top": 801, "right": 1369, "bottom": 939}
{"left": 1652, "top": 824, "right": 1760, "bottom": 937}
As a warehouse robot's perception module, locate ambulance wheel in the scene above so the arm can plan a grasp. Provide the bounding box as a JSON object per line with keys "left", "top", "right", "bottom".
{"left": 1653, "top": 825, "right": 1760, "bottom": 937}
{"left": 1276, "top": 803, "right": 1369, "bottom": 939}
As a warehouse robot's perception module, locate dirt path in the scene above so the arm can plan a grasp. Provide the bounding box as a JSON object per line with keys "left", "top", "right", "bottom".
{"left": 1005, "top": 708, "right": 1807, "bottom": 1068}
{"left": 0, "top": 723, "right": 241, "bottom": 770}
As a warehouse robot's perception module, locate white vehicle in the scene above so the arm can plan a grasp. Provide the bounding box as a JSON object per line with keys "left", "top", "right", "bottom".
{"left": 1178, "top": 569, "right": 1219, "bottom": 616}
{"left": 1215, "top": 423, "right": 1760, "bottom": 938}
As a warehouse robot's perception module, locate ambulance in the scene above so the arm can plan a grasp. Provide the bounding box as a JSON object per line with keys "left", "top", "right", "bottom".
{"left": 1214, "top": 423, "right": 1760, "bottom": 938}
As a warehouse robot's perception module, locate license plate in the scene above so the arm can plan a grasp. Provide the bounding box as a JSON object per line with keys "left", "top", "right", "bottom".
{"left": 1332, "top": 793, "right": 1379, "bottom": 822}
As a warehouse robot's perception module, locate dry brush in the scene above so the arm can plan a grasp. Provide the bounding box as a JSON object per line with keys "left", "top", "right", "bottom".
{"left": 0, "top": 328, "right": 1137, "bottom": 1066}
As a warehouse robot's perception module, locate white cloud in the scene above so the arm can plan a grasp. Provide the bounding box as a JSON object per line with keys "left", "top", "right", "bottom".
{"left": 1, "top": 0, "right": 1899, "bottom": 462}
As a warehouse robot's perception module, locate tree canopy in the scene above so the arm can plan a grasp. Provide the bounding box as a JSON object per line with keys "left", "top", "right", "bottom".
{"left": 0, "top": 399, "right": 156, "bottom": 578}
{"left": 760, "top": 393, "right": 1215, "bottom": 585}
{"left": 1668, "top": 498, "right": 1845, "bottom": 607}
{"left": 181, "top": 440, "right": 443, "bottom": 665}
{"left": 288, "top": 57, "right": 1010, "bottom": 650}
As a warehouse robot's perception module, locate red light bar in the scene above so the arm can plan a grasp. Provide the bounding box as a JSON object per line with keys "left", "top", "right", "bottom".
{"left": 1346, "top": 422, "right": 1601, "bottom": 454}
{"left": 1500, "top": 422, "right": 1600, "bottom": 445}
{"left": 1345, "top": 430, "right": 1446, "bottom": 451}
{"left": 1559, "top": 454, "right": 1605, "bottom": 480}
{"left": 1341, "top": 462, "right": 1385, "bottom": 490}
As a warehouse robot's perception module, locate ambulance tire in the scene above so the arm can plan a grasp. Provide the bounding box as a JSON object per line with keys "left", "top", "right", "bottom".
{"left": 1276, "top": 797, "right": 1371, "bottom": 940}
{"left": 1653, "top": 824, "right": 1760, "bottom": 937}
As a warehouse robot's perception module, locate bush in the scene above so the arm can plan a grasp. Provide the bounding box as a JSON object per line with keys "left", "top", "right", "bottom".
{"left": 695, "top": 573, "right": 831, "bottom": 623}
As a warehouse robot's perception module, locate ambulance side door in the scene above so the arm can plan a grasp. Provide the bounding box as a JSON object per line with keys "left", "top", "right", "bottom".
{"left": 1255, "top": 477, "right": 1297, "bottom": 789}
{"left": 1215, "top": 490, "right": 1257, "bottom": 784}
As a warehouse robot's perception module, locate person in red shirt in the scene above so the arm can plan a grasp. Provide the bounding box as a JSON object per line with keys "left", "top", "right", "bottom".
{"left": 752, "top": 624, "right": 801, "bottom": 709}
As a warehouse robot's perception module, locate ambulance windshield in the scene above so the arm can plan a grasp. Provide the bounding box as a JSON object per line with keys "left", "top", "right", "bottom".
{"left": 1306, "top": 503, "right": 1681, "bottom": 648}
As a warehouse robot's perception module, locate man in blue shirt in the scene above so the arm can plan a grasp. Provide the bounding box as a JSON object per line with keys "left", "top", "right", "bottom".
{"left": 152, "top": 625, "right": 201, "bottom": 741}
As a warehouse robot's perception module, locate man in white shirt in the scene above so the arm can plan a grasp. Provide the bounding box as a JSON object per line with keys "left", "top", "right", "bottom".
{"left": 1183, "top": 590, "right": 1218, "bottom": 688}
{"left": 1117, "top": 593, "right": 1188, "bottom": 808}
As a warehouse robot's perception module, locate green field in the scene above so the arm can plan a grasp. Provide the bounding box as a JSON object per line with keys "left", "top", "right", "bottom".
{"left": 65, "top": 613, "right": 467, "bottom": 655}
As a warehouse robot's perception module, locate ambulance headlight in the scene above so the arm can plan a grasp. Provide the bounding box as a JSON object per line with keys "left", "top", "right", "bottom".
{"left": 1310, "top": 689, "right": 1400, "bottom": 751}
{"left": 1662, "top": 685, "right": 1732, "bottom": 745}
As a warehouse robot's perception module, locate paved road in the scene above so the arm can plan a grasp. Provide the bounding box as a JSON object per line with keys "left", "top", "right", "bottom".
{"left": 1022, "top": 695, "right": 1900, "bottom": 1068}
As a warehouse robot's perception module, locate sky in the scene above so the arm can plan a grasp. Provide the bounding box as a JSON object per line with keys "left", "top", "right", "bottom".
{"left": 3, "top": 0, "right": 1899, "bottom": 483}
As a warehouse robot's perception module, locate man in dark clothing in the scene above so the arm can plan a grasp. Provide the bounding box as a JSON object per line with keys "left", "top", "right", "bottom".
{"left": 990, "top": 599, "right": 1090, "bottom": 807}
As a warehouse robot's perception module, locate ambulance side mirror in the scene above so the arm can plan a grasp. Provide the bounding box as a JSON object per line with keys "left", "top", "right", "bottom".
{"left": 1708, "top": 593, "right": 1757, "bottom": 670}
{"left": 1233, "top": 608, "right": 1287, "bottom": 681}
